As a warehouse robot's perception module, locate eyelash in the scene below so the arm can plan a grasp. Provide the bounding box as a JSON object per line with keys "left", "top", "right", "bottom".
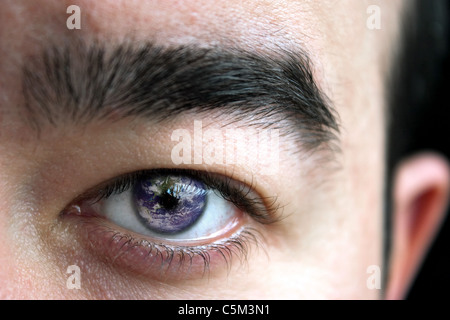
{"left": 82, "top": 220, "right": 263, "bottom": 277}
{"left": 63, "top": 168, "right": 281, "bottom": 277}
{"left": 81, "top": 169, "right": 281, "bottom": 224}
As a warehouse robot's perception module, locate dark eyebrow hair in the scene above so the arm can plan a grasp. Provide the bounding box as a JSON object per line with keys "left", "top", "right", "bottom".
{"left": 22, "top": 39, "right": 339, "bottom": 153}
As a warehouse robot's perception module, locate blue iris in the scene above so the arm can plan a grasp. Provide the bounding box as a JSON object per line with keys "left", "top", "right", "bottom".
{"left": 133, "top": 176, "right": 208, "bottom": 234}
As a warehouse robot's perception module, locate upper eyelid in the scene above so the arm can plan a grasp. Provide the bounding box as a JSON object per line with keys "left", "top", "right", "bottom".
{"left": 68, "top": 168, "right": 284, "bottom": 226}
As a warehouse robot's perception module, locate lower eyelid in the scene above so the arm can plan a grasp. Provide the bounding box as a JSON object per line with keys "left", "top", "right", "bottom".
{"left": 64, "top": 215, "right": 261, "bottom": 281}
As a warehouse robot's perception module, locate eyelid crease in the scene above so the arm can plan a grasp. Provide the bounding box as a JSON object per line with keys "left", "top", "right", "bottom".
{"left": 78, "top": 168, "right": 284, "bottom": 226}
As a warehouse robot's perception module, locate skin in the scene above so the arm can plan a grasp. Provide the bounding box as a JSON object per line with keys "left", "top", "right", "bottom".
{"left": 0, "top": 0, "right": 448, "bottom": 300}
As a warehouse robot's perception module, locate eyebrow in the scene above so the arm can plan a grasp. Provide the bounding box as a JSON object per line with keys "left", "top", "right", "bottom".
{"left": 22, "top": 39, "right": 339, "bottom": 153}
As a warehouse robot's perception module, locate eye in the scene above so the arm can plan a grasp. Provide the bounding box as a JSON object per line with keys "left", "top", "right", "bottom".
{"left": 93, "top": 173, "right": 240, "bottom": 241}
{"left": 62, "top": 169, "right": 280, "bottom": 279}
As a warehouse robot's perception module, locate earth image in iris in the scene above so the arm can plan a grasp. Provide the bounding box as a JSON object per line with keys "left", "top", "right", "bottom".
{"left": 133, "top": 175, "right": 208, "bottom": 234}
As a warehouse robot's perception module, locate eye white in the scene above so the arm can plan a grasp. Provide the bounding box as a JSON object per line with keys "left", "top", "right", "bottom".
{"left": 95, "top": 187, "right": 238, "bottom": 241}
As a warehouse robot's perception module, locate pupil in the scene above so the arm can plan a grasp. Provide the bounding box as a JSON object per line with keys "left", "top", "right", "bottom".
{"left": 159, "top": 191, "right": 179, "bottom": 210}
{"left": 134, "top": 175, "right": 207, "bottom": 234}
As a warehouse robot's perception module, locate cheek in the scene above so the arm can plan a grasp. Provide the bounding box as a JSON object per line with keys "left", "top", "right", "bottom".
{"left": 266, "top": 165, "right": 383, "bottom": 298}
{"left": 0, "top": 213, "right": 17, "bottom": 299}
{"left": 325, "top": 173, "right": 383, "bottom": 298}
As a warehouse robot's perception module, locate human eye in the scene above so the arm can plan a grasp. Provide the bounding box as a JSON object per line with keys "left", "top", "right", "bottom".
{"left": 61, "top": 169, "right": 280, "bottom": 279}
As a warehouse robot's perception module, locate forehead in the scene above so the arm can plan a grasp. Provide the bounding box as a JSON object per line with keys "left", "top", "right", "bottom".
{"left": 0, "top": 0, "right": 405, "bottom": 145}
{"left": 0, "top": 0, "right": 405, "bottom": 100}
{"left": 0, "top": 1, "right": 404, "bottom": 54}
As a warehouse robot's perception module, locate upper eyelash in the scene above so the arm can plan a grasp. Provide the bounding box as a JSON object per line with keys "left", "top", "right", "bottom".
{"left": 90, "top": 168, "right": 283, "bottom": 225}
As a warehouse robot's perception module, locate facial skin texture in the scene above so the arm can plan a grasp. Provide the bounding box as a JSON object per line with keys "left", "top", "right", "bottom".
{"left": 0, "top": 0, "right": 448, "bottom": 300}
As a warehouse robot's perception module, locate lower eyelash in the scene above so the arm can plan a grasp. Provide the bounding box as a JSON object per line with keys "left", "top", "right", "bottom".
{"left": 79, "top": 217, "right": 264, "bottom": 279}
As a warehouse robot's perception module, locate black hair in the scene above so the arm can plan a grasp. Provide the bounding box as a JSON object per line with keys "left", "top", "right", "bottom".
{"left": 385, "top": 0, "right": 450, "bottom": 293}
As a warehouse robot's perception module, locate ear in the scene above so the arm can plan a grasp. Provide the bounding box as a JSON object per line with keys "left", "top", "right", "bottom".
{"left": 386, "top": 153, "right": 450, "bottom": 300}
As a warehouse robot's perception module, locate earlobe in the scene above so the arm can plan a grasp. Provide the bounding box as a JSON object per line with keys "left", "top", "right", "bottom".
{"left": 386, "top": 153, "right": 450, "bottom": 300}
